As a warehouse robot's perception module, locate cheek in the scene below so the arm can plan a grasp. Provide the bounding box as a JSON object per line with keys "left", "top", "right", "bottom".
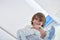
{"left": 33, "top": 20, "right": 36, "bottom": 22}
{"left": 32, "top": 20, "right": 36, "bottom": 25}
{"left": 32, "top": 20, "right": 40, "bottom": 25}
{"left": 32, "top": 20, "right": 37, "bottom": 23}
{"left": 39, "top": 22, "right": 43, "bottom": 25}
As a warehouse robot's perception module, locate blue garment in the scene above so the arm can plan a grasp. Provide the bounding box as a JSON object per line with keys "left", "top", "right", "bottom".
{"left": 17, "top": 25, "right": 54, "bottom": 40}
{"left": 48, "top": 26, "right": 55, "bottom": 40}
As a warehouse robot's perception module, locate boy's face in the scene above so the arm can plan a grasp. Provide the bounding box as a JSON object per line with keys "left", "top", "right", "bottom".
{"left": 32, "top": 16, "right": 43, "bottom": 27}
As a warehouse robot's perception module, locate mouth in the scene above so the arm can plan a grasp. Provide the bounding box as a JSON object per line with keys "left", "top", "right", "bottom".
{"left": 34, "top": 22, "right": 40, "bottom": 25}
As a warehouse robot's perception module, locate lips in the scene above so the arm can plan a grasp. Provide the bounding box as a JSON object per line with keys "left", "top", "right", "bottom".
{"left": 33, "top": 22, "right": 40, "bottom": 25}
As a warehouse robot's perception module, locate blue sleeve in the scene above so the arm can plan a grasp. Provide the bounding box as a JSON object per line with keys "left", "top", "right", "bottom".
{"left": 47, "top": 26, "right": 55, "bottom": 40}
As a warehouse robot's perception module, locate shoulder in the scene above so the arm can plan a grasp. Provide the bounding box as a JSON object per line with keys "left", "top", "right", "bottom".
{"left": 17, "top": 25, "right": 32, "bottom": 31}
{"left": 17, "top": 25, "right": 33, "bottom": 36}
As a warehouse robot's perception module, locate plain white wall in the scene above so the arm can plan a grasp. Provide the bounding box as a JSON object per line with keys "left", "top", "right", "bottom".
{"left": 0, "top": 0, "right": 36, "bottom": 38}
{"left": 0, "top": 29, "right": 16, "bottom": 40}
{"left": 34, "top": 0, "right": 60, "bottom": 24}
{"left": 0, "top": 0, "right": 48, "bottom": 38}
{"left": 0, "top": 0, "right": 60, "bottom": 40}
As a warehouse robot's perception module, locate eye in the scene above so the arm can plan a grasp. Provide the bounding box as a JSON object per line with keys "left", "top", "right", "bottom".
{"left": 40, "top": 19, "right": 42, "bottom": 22}
{"left": 35, "top": 18, "right": 38, "bottom": 20}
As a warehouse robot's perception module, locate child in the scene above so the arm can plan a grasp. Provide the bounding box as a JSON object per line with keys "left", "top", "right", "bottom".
{"left": 17, "top": 12, "right": 50, "bottom": 40}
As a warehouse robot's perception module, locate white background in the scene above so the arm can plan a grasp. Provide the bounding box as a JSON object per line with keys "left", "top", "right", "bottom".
{"left": 0, "top": 0, "right": 60, "bottom": 40}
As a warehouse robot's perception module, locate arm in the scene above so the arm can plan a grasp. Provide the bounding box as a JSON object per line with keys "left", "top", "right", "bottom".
{"left": 44, "top": 26, "right": 55, "bottom": 40}
{"left": 17, "top": 30, "right": 28, "bottom": 40}
{"left": 39, "top": 27, "right": 46, "bottom": 39}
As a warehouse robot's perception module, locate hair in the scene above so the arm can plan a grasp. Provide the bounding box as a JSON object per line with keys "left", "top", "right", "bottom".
{"left": 31, "top": 12, "right": 46, "bottom": 27}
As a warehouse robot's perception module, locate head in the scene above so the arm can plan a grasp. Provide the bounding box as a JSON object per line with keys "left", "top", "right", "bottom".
{"left": 31, "top": 12, "right": 46, "bottom": 27}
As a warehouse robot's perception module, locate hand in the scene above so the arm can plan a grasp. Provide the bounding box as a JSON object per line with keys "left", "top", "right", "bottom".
{"left": 39, "top": 29, "right": 46, "bottom": 39}
{"left": 33, "top": 25, "right": 46, "bottom": 39}
{"left": 33, "top": 25, "right": 42, "bottom": 30}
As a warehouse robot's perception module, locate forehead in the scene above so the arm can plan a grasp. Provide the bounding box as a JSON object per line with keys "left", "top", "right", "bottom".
{"left": 34, "top": 16, "right": 43, "bottom": 21}
{"left": 34, "top": 16, "right": 40, "bottom": 19}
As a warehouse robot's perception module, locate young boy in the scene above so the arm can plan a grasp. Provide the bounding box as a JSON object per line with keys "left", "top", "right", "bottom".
{"left": 17, "top": 12, "right": 49, "bottom": 40}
